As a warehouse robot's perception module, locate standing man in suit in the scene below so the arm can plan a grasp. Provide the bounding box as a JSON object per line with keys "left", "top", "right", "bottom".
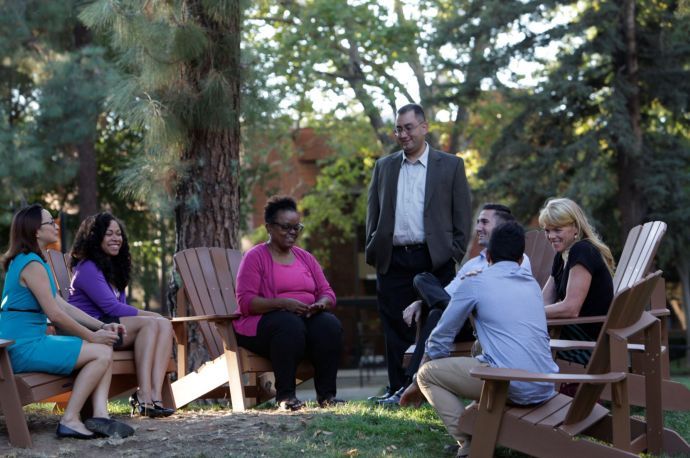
{"left": 365, "top": 103, "right": 472, "bottom": 402}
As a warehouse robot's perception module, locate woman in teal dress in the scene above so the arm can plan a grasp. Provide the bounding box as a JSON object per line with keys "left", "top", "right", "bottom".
{"left": 0, "top": 205, "right": 134, "bottom": 440}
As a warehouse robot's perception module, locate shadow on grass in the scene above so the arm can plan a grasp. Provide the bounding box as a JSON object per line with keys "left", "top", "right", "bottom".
{"left": 261, "top": 401, "right": 528, "bottom": 457}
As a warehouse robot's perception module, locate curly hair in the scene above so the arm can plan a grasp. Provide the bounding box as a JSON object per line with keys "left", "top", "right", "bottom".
{"left": 264, "top": 195, "right": 298, "bottom": 223}
{"left": 70, "top": 212, "right": 131, "bottom": 291}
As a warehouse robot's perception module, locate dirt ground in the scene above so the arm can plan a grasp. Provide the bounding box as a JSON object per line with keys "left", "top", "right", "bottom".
{"left": 0, "top": 408, "right": 311, "bottom": 457}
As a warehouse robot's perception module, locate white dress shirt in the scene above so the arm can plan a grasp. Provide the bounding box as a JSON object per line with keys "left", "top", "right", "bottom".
{"left": 393, "top": 143, "right": 429, "bottom": 246}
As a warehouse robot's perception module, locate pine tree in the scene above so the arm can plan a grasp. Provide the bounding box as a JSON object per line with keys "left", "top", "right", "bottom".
{"left": 80, "top": 1, "right": 242, "bottom": 255}
{"left": 480, "top": 0, "right": 690, "bottom": 354}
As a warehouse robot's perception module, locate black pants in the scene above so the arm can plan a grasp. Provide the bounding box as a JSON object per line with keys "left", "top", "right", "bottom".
{"left": 376, "top": 245, "right": 455, "bottom": 392}
{"left": 236, "top": 311, "right": 343, "bottom": 402}
{"left": 405, "top": 272, "right": 475, "bottom": 379}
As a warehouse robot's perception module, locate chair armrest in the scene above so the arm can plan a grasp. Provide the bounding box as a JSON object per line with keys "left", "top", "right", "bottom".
{"left": 547, "top": 315, "right": 607, "bottom": 326}
{"left": 170, "top": 314, "right": 240, "bottom": 323}
{"left": 549, "top": 339, "right": 648, "bottom": 353}
{"left": 469, "top": 366, "right": 626, "bottom": 384}
{"left": 649, "top": 308, "right": 670, "bottom": 318}
{"left": 0, "top": 338, "right": 15, "bottom": 348}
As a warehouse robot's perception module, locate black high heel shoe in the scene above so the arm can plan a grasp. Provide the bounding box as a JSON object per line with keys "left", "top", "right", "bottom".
{"left": 129, "top": 392, "right": 165, "bottom": 418}
{"left": 152, "top": 400, "right": 175, "bottom": 417}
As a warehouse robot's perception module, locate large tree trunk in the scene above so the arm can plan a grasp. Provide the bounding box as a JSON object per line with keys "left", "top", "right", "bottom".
{"left": 76, "top": 140, "right": 98, "bottom": 219}
{"left": 74, "top": 24, "right": 99, "bottom": 220}
{"left": 617, "top": 0, "right": 646, "bottom": 237}
{"left": 171, "top": 0, "right": 241, "bottom": 372}
{"left": 174, "top": 130, "right": 240, "bottom": 252}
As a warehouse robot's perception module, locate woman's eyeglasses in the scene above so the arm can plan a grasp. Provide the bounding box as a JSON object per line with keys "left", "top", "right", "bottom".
{"left": 41, "top": 219, "right": 57, "bottom": 227}
{"left": 272, "top": 222, "right": 305, "bottom": 233}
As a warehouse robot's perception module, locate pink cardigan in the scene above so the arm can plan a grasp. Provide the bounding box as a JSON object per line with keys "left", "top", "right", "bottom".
{"left": 233, "top": 243, "right": 336, "bottom": 336}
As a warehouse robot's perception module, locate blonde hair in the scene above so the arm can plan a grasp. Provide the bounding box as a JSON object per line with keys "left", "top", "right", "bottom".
{"left": 538, "top": 197, "right": 615, "bottom": 274}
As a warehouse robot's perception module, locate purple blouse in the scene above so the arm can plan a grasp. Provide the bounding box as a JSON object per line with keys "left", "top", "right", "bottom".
{"left": 68, "top": 260, "right": 139, "bottom": 319}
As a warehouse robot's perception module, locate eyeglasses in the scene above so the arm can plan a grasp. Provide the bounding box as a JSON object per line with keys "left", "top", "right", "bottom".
{"left": 393, "top": 122, "right": 424, "bottom": 136}
{"left": 41, "top": 219, "right": 57, "bottom": 227}
{"left": 271, "top": 222, "right": 304, "bottom": 233}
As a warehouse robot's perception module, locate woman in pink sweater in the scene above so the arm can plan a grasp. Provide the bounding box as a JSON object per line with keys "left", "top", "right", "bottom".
{"left": 235, "top": 196, "right": 343, "bottom": 410}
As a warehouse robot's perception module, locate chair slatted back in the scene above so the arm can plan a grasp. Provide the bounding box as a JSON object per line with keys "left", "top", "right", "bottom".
{"left": 564, "top": 271, "right": 662, "bottom": 425}
{"left": 524, "top": 230, "right": 555, "bottom": 289}
{"left": 174, "top": 248, "right": 243, "bottom": 359}
{"left": 613, "top": 221, "right": 666, "bottom": 293}
{"left": 46, "top": 250, "right": 72, "bottom": 300}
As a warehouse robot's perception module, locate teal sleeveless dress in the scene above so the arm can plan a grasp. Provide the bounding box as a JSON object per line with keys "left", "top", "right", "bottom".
{"left": 0, "top": 252, "right": 82, "bottom": 374}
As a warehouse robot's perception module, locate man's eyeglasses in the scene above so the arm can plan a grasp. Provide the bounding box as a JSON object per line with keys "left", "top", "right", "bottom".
{"left": 272, "top": 222, "right": 304, "bottom": 233}
{"left": 393, "top": 122, "right": 424, "bottom": 136}
{"left": 41, "top": 219, "right": 57, "bottom": 227}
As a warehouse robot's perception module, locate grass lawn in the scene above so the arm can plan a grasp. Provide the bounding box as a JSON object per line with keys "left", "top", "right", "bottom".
{"left": 20, "top": 382, "right": 690, "bottom": 457}
{"left": 259, "top": 401, "right": 528, "bottom": 457}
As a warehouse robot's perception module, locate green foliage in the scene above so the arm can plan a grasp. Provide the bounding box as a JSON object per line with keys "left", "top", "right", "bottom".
{"left": 79, "top": 0, "right": 241, "bottom": 206}
{"left": 480, "top": 0, "right": 690, "bottom": 253}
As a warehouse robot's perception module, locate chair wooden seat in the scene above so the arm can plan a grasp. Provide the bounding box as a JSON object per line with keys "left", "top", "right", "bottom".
{"left": 171, "top": 247, "right": 314, "bottom": 412}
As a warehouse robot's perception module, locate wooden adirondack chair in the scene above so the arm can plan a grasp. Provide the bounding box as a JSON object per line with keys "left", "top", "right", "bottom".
{"left": 524, "top": 229, "right": 555, "bottom": 288}
{"left": 403, "top": 230, "right": 554, "bottom": 367}
{"left": 546, "top": 221, "right": 690, "bottom": 410}
{"left": 45, "top": 249, "right": 175, "bottom": 404}
{"left": 170, "top": 247, "right": 314, "bottom": 412}
{"left": 458, "top": 271, "right": 690, "bottom": 457}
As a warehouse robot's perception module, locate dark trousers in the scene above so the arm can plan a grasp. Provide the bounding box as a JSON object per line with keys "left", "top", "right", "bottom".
{"left": 376, "top": 245, "right": 455, "bottom": 392}
{"left": 405, "top": 272, "right": 475, "bottom": 378}
{"left": 236, "top": 310, "right": 343, "bottom": 401}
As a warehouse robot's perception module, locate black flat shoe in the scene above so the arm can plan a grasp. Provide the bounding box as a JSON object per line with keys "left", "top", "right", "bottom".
{"left": 84, "top": 417, "right": 135, "bottom": 438}
{"left": 56, "top": 423, "right": 96, "bottom": 440}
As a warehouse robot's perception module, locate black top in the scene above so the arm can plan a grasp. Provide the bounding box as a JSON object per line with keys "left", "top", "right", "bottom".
{"left": 552, "top": 239, "right": 613, "bottom": 340}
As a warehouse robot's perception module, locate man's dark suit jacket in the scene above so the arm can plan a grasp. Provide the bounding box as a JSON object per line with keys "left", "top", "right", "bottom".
{"left": 365, "top": 147, "right": 472, "bottom": 275}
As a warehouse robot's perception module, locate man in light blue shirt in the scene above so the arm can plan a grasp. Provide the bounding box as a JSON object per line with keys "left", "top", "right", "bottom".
{"left": 381, "top": 204, "right": 531, "bottom": 406}
{"left": 414, "top": 222, "right": 557, "bottom": 456}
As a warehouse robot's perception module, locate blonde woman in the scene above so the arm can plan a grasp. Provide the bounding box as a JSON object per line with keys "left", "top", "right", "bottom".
{"left": 539, "top": 197, "right": 615, "bottom": 365}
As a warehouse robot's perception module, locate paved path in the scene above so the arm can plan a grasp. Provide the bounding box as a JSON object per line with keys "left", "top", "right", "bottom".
{"left": 296, "top": 368, "right": 388, "bottom": 401}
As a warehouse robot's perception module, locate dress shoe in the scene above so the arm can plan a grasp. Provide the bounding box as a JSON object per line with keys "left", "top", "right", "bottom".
{"left": 277, "top": 397, "right": 305, "bottom": 411}
{"left": 129, "top": 392, "right": 166, "bottom": 418}
{"left": 456, "top": 439, "right": 471, "bottom": 457}
{"left": 56, "top": 423, "right": 96, "bottom": 440}
{"left": 367, "top": 387, "right": 395, "bottom": 401}
{"left": 85, "top": 417, "right": 135, "bottom": 438}
{"left": 318, "top": 396, "right": 346, "bottom": 408}
{"left": 376, "top": 386, "right": 406, "bottom": 407}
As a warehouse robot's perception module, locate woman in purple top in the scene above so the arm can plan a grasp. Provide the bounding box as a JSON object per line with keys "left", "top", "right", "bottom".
{"left": 235, "top": 196, "right": 343, "bottom": 411}
{"left": 69, "top": 213, "right": 174, "bottom": 418}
